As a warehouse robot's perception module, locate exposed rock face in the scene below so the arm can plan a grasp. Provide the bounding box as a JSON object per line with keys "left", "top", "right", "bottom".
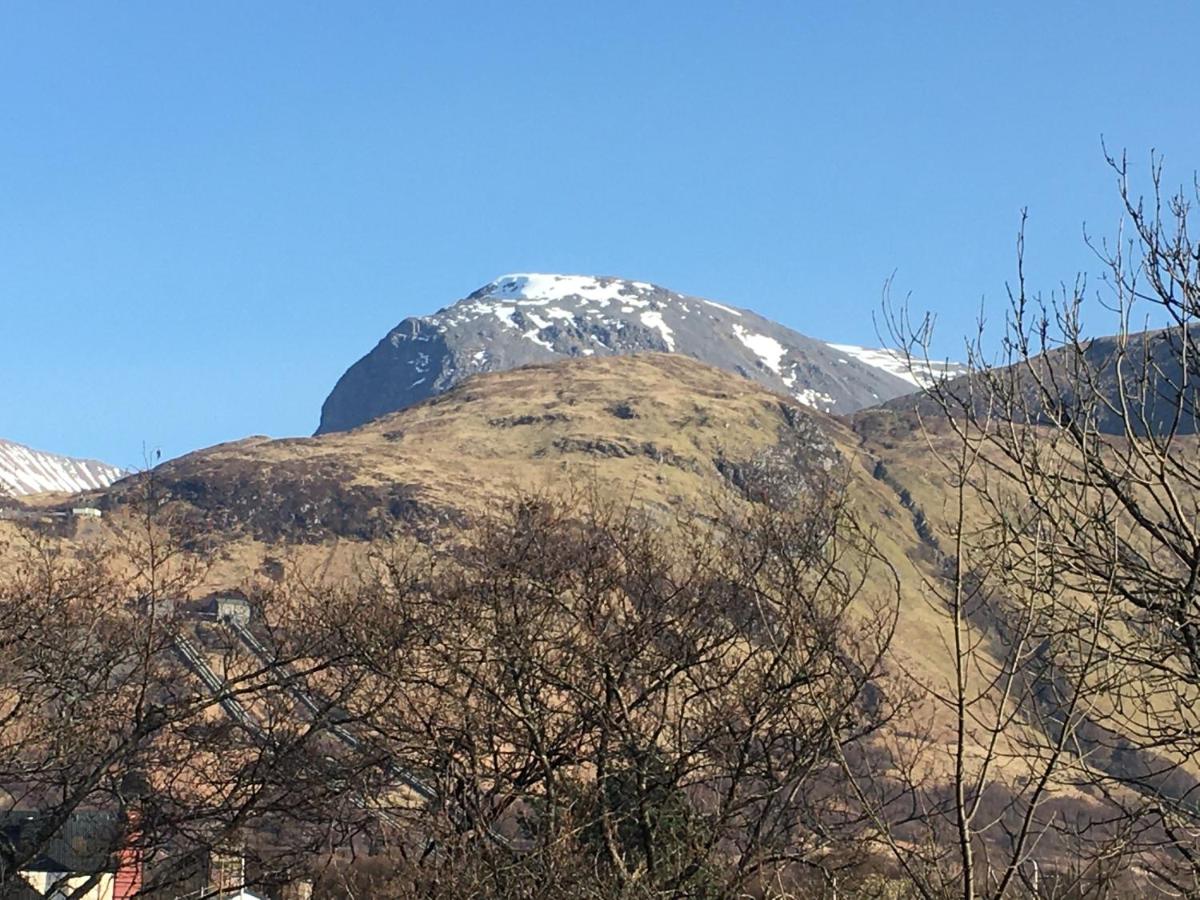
{"left": 0, "top": 438, "right": 124, "bottom": 497}
{"left": 317, "top": 274, "right": 961, "bottom": 434}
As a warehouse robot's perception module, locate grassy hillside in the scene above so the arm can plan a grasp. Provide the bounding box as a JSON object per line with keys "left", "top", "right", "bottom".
{"left": 20, "top": 363, "right": 985, "bottom": 755}
{"left": 0, "top": 355, "right": 987, "bottom": 684}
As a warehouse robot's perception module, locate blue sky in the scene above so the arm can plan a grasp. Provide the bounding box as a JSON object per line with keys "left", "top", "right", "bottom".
{"left": 3, "top": 2, "right": 1198, "bottom": 466}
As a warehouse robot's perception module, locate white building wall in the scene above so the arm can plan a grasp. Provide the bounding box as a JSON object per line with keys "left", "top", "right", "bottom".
{"left": 22, "top": 870, "right": 115, "bottom": 900}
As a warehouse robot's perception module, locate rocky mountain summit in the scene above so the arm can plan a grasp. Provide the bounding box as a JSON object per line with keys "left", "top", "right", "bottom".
{"left": 0, "top": 438, "right": 124, "bottom": 497}
{"left": 317, "top": 273, "right": 963, "bottom": 434}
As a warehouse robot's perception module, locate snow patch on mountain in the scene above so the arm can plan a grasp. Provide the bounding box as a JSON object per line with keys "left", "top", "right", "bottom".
{"left": 702, "top": 299, "right": 742, "bottom": 317}
{"left": 0, "top": 439, "right": 125, "bottom": 497}
{"left": 732, "top": 324, "right": 787, "bottom": 374}
{"left": 794, "top": 387, "right": 836, "bottom": 410}
{"left": 826, "top": 343, "right": 967, "bottom": 388}
{"left": 482, "top": 274, "right": 653, "bottom": 305}
{"left": 640, "top": 310, "right": 675, "bottom": 350}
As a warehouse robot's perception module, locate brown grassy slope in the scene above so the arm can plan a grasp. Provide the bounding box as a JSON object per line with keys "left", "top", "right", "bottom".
{"left": 116, "top": 353, "right": 851, "bottom": 536}
{"left": 855, "top": 403, "right": 1200, "bottom": 784}
{"left": 2, "top": 355, "right": 939, "bottom": 663}
{"left": 1, "top": 356, "right": 1003, "bottom": 695}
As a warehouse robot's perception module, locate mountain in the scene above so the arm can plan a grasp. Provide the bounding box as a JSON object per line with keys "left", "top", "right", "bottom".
{"left": 0, "top": 439, "right": 125, "bottom": 497}
{"left": 884, "top": 324, "right": 1199, "bottom": 435}
{"left": 317, "top": 273, "right": 964, "bottom": 434}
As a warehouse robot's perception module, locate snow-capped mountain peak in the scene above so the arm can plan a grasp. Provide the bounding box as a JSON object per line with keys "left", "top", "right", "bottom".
{"left": 317, "top": 273, "right": 949, "bottom": 434}
{"left": 0, "top": 439, "right": 125, "bottom": 497}
{"left": 479, "top": 273, "right": 656, "bottom": 304}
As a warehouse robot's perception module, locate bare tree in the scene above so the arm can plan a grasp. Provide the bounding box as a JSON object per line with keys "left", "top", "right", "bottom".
{"left": 872, "top": 148, "right": 1200, "bottom": 897}
{"left": 0, "top": 475, "right": 381, "bottom": 898}
{"left": 296, "top": 473, "right": 903, "bottom": 899}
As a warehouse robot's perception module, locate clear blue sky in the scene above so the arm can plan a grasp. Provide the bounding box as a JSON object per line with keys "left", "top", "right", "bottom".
{"left": 3, "top": 2, "right": 1198, "bottom": 466}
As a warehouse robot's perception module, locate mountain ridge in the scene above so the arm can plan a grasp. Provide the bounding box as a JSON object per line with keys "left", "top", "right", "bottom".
{"left": 881, "top": 323, "right": 1200, "bottom": 435}
{"left": 0, "top": 438, "right": 125, "bottom": 498}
